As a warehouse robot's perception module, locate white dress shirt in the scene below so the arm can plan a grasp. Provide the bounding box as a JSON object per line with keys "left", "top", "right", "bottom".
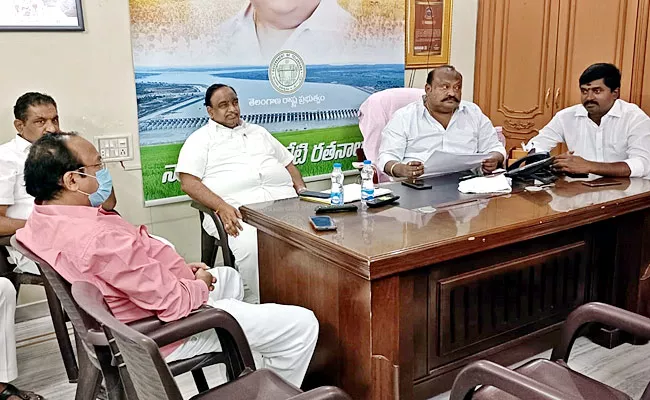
{"left": 175, "top": 119, "right": 296, "bottom": 236}
{"left": 0, "top": 135, "right": 39, "bottom": 274}
{"left": 527, "top": 100, "right": 650, "bottom": 178}
{"left": 377, "top": 99, "right": 507, "bottom": 172}
{"left": 216, "top": 0, "right": 355, "bottom": 65}
{"left": 0, "top": 135, "right": 34, "bottom": 219}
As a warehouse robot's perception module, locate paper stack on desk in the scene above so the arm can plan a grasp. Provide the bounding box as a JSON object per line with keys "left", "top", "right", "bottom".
{"left": 422, "top": 150, "right": 488, "bottom": 177}
{"left": 302, "top": 184, "right": 392, "bottom": 204}
{"left": 458, "top": 174, "right": 512, "bottom": 194}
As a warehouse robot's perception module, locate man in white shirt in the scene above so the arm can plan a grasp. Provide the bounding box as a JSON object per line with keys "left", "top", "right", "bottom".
{"left": 176, "top": 84, "right": 307, "bottom": 304}
{"left": 216, "top": 0, "right": 355, "bottom": 65}
{"left": 378, "top": 65, "right": 506, "bottom": 179}
{"left": 0, "top": 92, "right": 117, "bottom": 274}
{"left": 527, "top": 63, "right": 650, "bottom": 178}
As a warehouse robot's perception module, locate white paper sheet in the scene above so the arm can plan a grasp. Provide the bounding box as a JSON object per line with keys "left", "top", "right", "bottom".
{"left": 422, "top": 150, "right": 489, "bottom": 177}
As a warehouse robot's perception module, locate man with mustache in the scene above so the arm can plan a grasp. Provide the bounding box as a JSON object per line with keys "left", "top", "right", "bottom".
{"left": 176, "top": 84, "right": 307, "bottom": 304}
{"left": 378, "top": 65, "right": 506, "bottom": 179}
{"left": 527, "top": 63, "right": 650, "bottom": 177}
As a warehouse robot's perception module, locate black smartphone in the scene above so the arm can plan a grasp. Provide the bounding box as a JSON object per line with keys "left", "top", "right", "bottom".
{"left": 309, "top": 215, "right": 337, "bottom": 231}
{"left": 401, "top": 180, "right": 432, "bottom": 190}
{"left": 298, "top": 190, "right": 330, "bottom": 199}
{"left": 314, "top": 204, "right": 358, "bottom": 214}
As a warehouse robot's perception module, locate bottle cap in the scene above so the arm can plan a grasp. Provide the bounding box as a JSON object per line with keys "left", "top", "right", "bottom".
{"left": 333, "top": 163, "right": 342, "bottom": 168}
{"left": 363, "top": 160, "right": 371, "bottom": 165}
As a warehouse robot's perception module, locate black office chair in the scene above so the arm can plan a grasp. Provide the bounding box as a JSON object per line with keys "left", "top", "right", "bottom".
{"left": 190, "top": 200, "right": 235, "bottom": 268}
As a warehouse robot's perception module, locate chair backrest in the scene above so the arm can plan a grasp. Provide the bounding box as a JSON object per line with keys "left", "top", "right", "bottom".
{"left": 358, "top": 88, "right": 425, "bottom": 182}
{"left": 9, "top": 236, "right": 107, "bottom": 358}
{"left": 190, "top": 200, "right": 235, "bottom": 268}
{"left": 72, "top": 281, "right": 184, "bottom": 400}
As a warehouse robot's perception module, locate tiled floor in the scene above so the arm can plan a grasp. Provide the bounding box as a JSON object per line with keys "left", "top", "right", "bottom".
{"left": 11, "top": 316, "right": 650, "bottom": 399}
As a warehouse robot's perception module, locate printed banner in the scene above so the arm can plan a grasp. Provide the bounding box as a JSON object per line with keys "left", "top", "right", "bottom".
{"left": 129, "top": 0, "right": 405, "bottom": 205}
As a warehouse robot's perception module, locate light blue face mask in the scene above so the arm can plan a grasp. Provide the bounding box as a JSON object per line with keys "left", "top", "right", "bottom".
{"left": 75, "top": 168, "right": 113, "bottom": 207}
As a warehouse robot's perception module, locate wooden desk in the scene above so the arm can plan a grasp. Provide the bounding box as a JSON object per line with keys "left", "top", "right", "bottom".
{"left": 241, "top": 177, "right": 650, "bottom": 399}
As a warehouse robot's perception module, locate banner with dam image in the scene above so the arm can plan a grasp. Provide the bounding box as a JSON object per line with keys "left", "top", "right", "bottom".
{"left": 129, "top": 0, "right": 405, "bottom": 205}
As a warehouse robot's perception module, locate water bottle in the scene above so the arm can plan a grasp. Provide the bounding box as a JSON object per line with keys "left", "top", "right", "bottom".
{"left": 330, "top": 163, "right": 344, "bottom": 205}
{"left": 361, "top": 160, "right": 375, "bottom": 204}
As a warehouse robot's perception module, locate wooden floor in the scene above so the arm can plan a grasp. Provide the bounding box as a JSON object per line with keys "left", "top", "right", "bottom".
{"left": 11, "top": 316, "right": 650, "bottom": 399}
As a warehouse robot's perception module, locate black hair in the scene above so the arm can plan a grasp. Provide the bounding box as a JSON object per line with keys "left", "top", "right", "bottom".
{"left": 13, "top": 92, "right": 57, "bottom": 121}
{"left": 426, "top": 65, "right": 460, "bottom": 85}
{"left": 204, "top": 84, "right": 237, "bottom": 107}
{"left": 579, "top": 63, "right": 621, "bottom": 91}
{"left": 24, "top": 132, "right": 83, "bottom": 202}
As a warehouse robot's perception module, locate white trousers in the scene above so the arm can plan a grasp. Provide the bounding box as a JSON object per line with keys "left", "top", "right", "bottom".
{"left": 0, "top": 278, "right": 17, "bottom": 383}
{"left": 165, "top": 268, "right": 318, "bottom": 388}
{"left": 207, "top": 221, "right": 260, "bottom": 304}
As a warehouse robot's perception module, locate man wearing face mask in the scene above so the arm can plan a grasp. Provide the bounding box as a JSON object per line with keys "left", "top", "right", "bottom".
{"left": 527, "top": 63, "right": 650, "bottom": 177}
{"left": 16, "top": 132, "right": 319, "bottom": 387}
{"left": 0, "top": 92, "right": 116, "bottom": 275}
{"left": 176, "top": 84, "right": 307, "bottom": 304}
{"left": 378, "top": 65, "right": 506, "bottom": 179}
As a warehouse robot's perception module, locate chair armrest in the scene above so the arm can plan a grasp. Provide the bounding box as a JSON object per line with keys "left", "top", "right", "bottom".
{"left": 0, "top": 235, "right": 11, "bottom": 247}
{"left": 450, "top": 360, "right": 580, "bottom": 400}
{"left": 190, "top": 200, "right": 214, "bottom": 216}
{"left": 289, "top": 387, "right": 352, "bottom": 400}
{"left": 550, "top": 302, "right": 650, "bottom": 362}
{"left": 144, "top": 307, "right": 255, "bottom": 368}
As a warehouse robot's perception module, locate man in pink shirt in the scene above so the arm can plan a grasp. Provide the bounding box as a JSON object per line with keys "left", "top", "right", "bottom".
{"left": 16, "top": 132, "right": 318, "bottom": 387}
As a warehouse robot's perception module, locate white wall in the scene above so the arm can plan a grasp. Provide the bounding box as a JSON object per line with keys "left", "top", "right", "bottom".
{"left": 0, "top": 0, "right": 478, "bottom": 304}
{"left": 405, "top": 0, "right": 479, "bottom": 100}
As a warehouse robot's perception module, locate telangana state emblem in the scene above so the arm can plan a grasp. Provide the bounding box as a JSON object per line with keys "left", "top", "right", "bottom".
{"left": 268, "top": 50, "right": 306, "bottom": 95}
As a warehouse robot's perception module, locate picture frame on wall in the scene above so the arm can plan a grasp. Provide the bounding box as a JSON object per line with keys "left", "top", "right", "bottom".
{"left": 0, "top": 0, "right": 84, "bottom": 31}
{"left": 405, "top": 0, "right": 452, "bottom": 68}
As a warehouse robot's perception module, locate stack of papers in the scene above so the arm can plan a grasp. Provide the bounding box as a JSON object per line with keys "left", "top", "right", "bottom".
{"left": 458, "top": 174, "right": 512, "bottom": 194}
{"left": 302, "top": 184, "right": 392, "bottom": 204}
{"left": 422, "top": 151, "right": 489, "bottom": 177}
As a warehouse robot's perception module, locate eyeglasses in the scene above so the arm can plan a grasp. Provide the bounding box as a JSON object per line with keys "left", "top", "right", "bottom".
{"left": 78, "top": 161, "right": 106, "bottom": 171}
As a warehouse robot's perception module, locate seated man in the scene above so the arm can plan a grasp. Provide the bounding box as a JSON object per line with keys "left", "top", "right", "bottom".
{"left": 377, "top": 65, "right": 506, "bottom": 179}
{"left": 527, "top": 63, "right": 650, "bottom": 177}
{"left": 176, "top": 84, "right": 307, "bottom": 304}
{"left": 0, "top": 278, "right": 43, "bottom": 400}
{"left": 0, "top": 92, "right": 116, "bottom": 275}
{"left": 16, "top": 132, "right": 318, "bottom": 387}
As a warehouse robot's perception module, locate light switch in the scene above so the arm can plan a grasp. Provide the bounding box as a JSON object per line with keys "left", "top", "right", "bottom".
{"left": 93, "top": 134, "right": 133, "bottom": 162}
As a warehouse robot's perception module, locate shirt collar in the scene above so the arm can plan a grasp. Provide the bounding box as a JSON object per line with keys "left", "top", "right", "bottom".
{"left": 208, "top": 118, "right": 247, "bottom": 134}
{"left": 239, "top": 0, "right": 332, "bottom": 33}
{"left": 32, "top": 203, "right": 106, "bottom": 219}
{"left": 14, "top": 134, "right": 31, "bottom": 154}
{"left": 575, "top": 99, "right": 623, "bottom": 119}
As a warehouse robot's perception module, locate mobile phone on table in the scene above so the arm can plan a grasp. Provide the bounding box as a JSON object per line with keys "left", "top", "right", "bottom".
{"left": 298, "top": 190, "right": 330, "bottom": 199}
{"left": 401, "top": 179, "right": 432, "bottom": 190}
{"left": 581, "top": 178, "right": 623, "bottom": 188}
{"left": 309, "top": 215, "right": 337, "bottom": 231}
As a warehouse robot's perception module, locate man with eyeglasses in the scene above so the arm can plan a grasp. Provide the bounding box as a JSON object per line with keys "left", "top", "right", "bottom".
{"left": 0, "top": 92, "right": 116, "bottom": 275}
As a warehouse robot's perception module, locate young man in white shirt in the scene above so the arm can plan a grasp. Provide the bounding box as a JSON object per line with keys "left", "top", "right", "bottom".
{"left": 378, "top": 65, "right": 506, "bottom": 179}
{"left": 216, "top": 0, "right": 355, "bottom": 65}
{"left": 176, "top": 84, "right": 307, "bottom": 304}
{"left": 527, "top": 63, "right": 650, "bottom": 178}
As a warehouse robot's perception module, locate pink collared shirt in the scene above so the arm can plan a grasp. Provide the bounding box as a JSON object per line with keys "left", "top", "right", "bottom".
{"left": 16, "top": 204, "right": 209, "bottom": 354}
